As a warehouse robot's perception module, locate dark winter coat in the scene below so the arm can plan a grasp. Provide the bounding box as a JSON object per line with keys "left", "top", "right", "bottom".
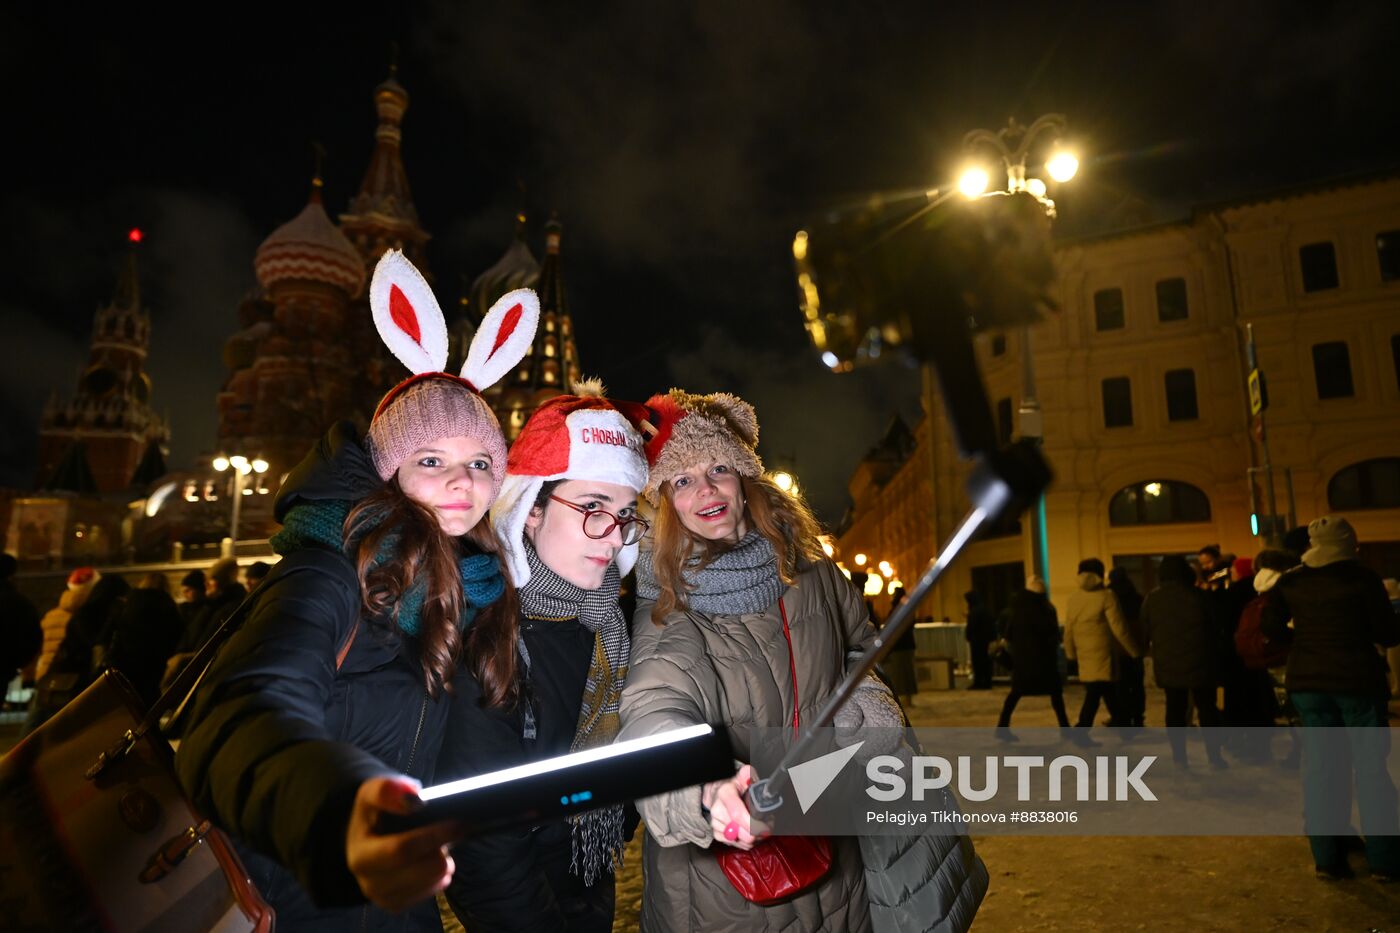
{"left": 1142, "top": 580, "right": 1225, "bottom": 690}
{"left": 0, "top": 578, "right": 41, "bottom": 680}
{"left": 1260, "top": 560, "right": 1400, "bottom": 700}
{"left": 441, "top": 614, "right": 617, "bottom": 933}
{"left": 1004, "top": 588, "right": 1062, "bottom": 695}
{"left": 104, "top": 587, "right": 183, "bottom": 707}
{"left": 47, "top": 575, "right": 130, "bottom": 680}
{"left": 965, "top": 606, "right": 996, "bottom": 647}
{"left": 177, "top": 581, "right": 247, "bottom": 654}
{"left": 176, "top": 423, "right": 471, "bottom": 932}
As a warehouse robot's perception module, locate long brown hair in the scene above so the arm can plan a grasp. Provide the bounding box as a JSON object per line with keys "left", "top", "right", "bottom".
{"left": 650, "top": 473, "right": 824, "bottom": 624}
{"left": 344, "top": 481, "right": 518, "bottom": 702}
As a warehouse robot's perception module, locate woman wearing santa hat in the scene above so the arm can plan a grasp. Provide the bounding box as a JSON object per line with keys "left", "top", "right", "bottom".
{"left": 177, "top": 250, "right": 533, "bottom": 931}
{"left": 439, "top": 382, "right": 650, "bottom": 933}
{"left": 618, "top": 389, "right": 987, "bottom": 933}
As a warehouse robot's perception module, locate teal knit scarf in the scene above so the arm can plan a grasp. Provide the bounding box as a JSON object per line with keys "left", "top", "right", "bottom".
{"left": 271, "top": 499, "right": 505, "bottom": 635}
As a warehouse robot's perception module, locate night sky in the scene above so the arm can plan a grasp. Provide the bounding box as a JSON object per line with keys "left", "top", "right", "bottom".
{"left": 4, "top": 2, "right": 1397, "bottom": 525}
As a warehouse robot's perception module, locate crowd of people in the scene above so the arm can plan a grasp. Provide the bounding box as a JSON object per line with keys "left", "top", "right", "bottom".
{"left": 984, "top": 517, "right": 1400, "bottom": 882}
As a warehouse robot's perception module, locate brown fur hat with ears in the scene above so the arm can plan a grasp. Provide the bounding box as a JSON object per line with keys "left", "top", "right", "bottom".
{"left": 640, "top": 389, "right": 764, "bottom": 505}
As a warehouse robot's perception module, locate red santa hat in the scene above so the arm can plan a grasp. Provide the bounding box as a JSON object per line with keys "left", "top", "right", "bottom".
{"left": 491, "top": 380, "right": 652, "bottom": 586}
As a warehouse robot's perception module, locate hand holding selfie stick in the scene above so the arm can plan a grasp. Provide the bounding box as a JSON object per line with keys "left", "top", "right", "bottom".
{"left": 747, "top": 189, "right": 1058, "bottom": 819}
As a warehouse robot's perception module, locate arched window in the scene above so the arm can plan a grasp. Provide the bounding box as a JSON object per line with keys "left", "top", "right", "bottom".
{"left": 1328, "top": 458, "right": 1400, "bottom": 511}
{"left": 1109, "top": 480, "right": 1211, "bottom": 526}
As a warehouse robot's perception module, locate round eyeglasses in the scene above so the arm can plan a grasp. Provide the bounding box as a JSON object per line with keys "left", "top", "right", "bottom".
{"left": 549, "top": 495, "right": 650, "bottom": 545}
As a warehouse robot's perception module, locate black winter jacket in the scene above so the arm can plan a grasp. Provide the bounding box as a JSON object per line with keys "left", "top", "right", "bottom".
{"left": 1143, "top": 581, "right": 1226, "bottom": 690}
{"left": 176, "top": 423, "right": 462, "bottom": 932}
{"left": 440, "top": 614, "right": 618, "bottom": 933}
{"left": 1004, "top": 589, "right": 1062, "bottom": 695}
{"left": 1260, "top": 560, "right": 1400, "bottom": 700}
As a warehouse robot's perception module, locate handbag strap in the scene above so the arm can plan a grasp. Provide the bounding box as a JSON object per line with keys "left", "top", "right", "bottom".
{"left": 778, "top": 597, "right": 800, "bottom": 736}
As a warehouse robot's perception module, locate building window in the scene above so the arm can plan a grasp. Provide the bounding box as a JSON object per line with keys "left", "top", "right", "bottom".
{"left": 995, "top": 397, "right": 1013, "bottom": 446}
{"left": 1328, "top": 458, "right": 1400, "bottom": 511}
{"left": 1102, "top": 377, "right": 1133, "bottom": 428}
{"left": 991, "top": 334, "right": 1006, "bottom": 356}
{"left": 1094, "top": 288, "right": 1124, "bottom": 331}
{"left": 1312, "top": 341, "right": 1355, "bottom": 399}
{"left": 1393, "top": 334, "right": 1400, "bottom": 392}
{"left": 1155, "top": 277, "right": 1189, "bottom": 322}
{"left": 1299, "top": 241, "right": 1339, "bottom": 292}
{"left": 1164, "top": 369, "right": 1199, "bottom": 421}
{"left": 1109, "top": 480, "right": 1211, "bottom": 526}
{"left": 1378, "top": 230, "right": 1400, "bottom": 281}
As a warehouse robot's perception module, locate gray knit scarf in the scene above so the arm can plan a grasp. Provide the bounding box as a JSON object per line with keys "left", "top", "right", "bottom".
{"left": 635, "top": 529, "right": 784, "bottom": 615}
{"left": 516, "top": 541, "right": 628, "bottom": 887}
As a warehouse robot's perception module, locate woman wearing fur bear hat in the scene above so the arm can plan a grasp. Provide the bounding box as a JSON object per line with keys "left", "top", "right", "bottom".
{"left": 618, "top": 389, "right": 987, "bottom": 933}
{"left": 439, "top": 382, "right": 650, "bottom": 932}
{"left": 177, "top": 250, "right": 534, "bottom": 930}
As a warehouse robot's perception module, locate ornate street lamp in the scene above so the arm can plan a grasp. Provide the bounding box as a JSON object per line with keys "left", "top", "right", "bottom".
{"left": 212, "top": 453, "right": 269, "bottom": 549}
{"left": 957, "top": 114, "right": 1078, "bottom": 586}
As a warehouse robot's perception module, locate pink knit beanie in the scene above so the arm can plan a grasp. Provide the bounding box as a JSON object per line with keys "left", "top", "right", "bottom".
{"left": 363, "top": 250, "right": 538, "bottom": 499}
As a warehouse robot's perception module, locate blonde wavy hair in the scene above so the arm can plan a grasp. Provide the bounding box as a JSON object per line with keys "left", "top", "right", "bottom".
{"left": 649, "top": 473, "right": 824, "bottom": 625}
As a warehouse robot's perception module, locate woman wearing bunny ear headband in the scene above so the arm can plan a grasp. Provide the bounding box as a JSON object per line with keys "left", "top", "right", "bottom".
{"left": 176, "top": 250, "right": 536, "bottom": 931}
{"left": 438, "top": 381, "right": 651, "bottom": 933}
{"left": 618, "top": 389, "right": 988, "bottom": 933}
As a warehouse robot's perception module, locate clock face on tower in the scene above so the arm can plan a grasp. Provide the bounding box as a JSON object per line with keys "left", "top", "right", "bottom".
{"left": 81, "top": 365, "right": 119, "bottom": 398}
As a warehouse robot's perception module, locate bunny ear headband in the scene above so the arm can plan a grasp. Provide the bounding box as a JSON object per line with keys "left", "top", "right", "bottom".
{"left": 369, "top": 249, "right": 539, "bottom": 415}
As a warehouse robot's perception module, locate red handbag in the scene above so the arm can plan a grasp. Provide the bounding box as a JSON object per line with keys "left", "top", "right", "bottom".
{"left": 714, "top": 598, "right": 834, "bottom": 905}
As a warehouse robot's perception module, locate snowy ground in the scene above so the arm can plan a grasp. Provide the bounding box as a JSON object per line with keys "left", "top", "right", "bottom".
{"left": 609, "top": 678, "right": 1400, "bottom": 932}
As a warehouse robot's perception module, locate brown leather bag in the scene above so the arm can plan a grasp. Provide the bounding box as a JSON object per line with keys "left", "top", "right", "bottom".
{"left": 0, "top": 588, "right": 273, "bottom": 932}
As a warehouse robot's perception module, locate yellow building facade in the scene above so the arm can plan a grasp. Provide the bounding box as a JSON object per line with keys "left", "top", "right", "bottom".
{"left": 837, "top": 174, "right": 1400, "bottom": 620}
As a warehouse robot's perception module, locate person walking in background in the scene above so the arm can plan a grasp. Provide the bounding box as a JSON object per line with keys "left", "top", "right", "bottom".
{"left": 25, "top": 573, "right": 131, "bottom": 736}
{"left": 102, "top": 572, "right": 184, "bottom": 708}
{"left": 1385, "top": 578, "right": 1400, "bottom": 700}
{"left": 1236, "top": 548, "right": 1301, "bottom": 765}
{"left": 965, "top": 590, "right": 996, "bottom": 690}
{"left": 176, "top": 568, "right": 206, "bottom": 629}
{"left": 1, "top": 553, "right": 42, "bottom": 696}
{"left": 1142, "top": 555, "right": 1229, "bottom": 769}
{"left": 1064, "top": 557, "right": 1138, "bottom": 734}
{"left": 1261, "top": 514, "right": 1400, "bottom": 882}
{"left": 1220, "top": 556, "right": 1276, "bottom": 759}
{"left": 27, "top": 567, "right": 98, "bottom": 688}
{"left": 996, "top": 575, "right": 1069, "bottom": 737}
{"left": 1198, "top": 544, "right": 1228, "bottom": 592}
{"left": 882, "top": 584, "right": 918, "bottom": 707}
{"left": 185, "top": 557, "right": 247, "bottom": 652}
{"left": 242, "top": 561, "right": 271, "bottom": 593}
{"left": 1108, "top": 567, "right": 1146, "bottom": 727}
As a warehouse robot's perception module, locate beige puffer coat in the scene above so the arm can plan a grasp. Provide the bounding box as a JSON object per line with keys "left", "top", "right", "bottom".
{"left": 620, "top": 558, "right": 874, "bottom": 932}
{"left": 1063, "top": 572, "right": 1139, "bottom": 682}
{"left": 33, "top": 585, "right": 91, "bottom": 680}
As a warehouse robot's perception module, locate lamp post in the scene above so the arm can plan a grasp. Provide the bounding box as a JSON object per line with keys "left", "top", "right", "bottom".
{"left": 212, "top": 453, "right": 269, "bottom": 550}
{"left": 955, "top": 115, "right": 1077, "bottom": 587}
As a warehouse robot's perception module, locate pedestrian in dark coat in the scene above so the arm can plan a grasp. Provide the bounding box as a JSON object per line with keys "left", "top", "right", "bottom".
{"left": 103, "top": 572, "right": 184, "bottom": 708}
{"left": 965, "top": 590, "right": 996, "bottom": 689}
{"left": 0, "top": 553, "right": 41, "bottom": 686}
{"left": 996, "top": 575, "right": 1068, "bottom": 733}
{"left": 441, "top": 386, "right": 651, "bottom": 933}
{"left": 176, "top": 251, "right": 530, "bottom": 930}
{"left": 1108, "top": 567, "right": 1146, "bottom": 726}
{"left": 1142, "top": 555, "right": 1227, "bottom": 768}
{"left": 1260, "top": 514, "right": 1400, "bottom": 880}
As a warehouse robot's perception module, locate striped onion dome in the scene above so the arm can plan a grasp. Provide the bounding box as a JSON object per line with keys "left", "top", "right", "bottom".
{"left": 254, "top": 183, "right": 365, "bottom": 296}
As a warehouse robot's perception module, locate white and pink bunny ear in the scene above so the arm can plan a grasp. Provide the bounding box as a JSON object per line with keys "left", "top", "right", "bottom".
{"left": 461, "top": 288, "right": 539, "bottom": 391}
{"left": 368, "top": 249, "right": 449, "bottom": 375}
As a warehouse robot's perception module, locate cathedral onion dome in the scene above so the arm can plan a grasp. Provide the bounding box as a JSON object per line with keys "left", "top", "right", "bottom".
{"left": 254, "top": 181, "right": 366, "bottom": 297}
{"left": 469, "top": 213, "right": 540, "bottom": 321}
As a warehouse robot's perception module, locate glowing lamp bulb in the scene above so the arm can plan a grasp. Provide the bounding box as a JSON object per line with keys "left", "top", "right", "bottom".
{"left": 1026, "top": 177, "right": 1048, "bottom": 199}
{"left": 212, "top": 456, "right": 230, "bottom": 472}
{"left": 957, "top": 167, "right": 990, "bottom": 199}
{"left": 1046, "top": 151, "right": 1079, "bottom": 183}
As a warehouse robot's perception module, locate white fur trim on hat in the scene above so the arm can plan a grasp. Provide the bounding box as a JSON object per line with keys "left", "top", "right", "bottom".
{"left": 492, "top": 407, "right": 648, "bottom": 587}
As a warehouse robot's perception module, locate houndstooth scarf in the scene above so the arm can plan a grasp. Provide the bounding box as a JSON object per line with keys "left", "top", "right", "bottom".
{"left": 635, "top": 529, "right": 784, "bottom": 615}
{"left": 516, "top": 540, "right": 628, "bottom": 886}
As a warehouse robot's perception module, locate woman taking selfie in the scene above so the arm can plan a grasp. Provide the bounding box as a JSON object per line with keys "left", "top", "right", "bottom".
{"left": 177, "top": 251, "right": 535, "bottom": 931}
{"left": 618, "top": 389, "right": 986, "bottom": 933}
{"left": 440, "top": 384, "right": 650, "bottom": 932}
